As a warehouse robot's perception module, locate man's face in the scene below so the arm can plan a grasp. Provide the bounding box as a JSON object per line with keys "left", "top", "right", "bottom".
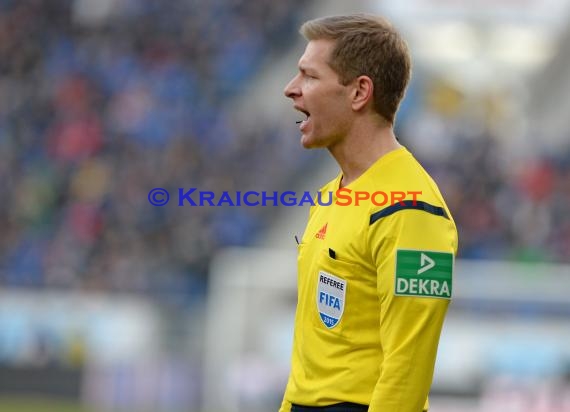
{"left": 284, "top": 39, "right": 353, "bottom": 149}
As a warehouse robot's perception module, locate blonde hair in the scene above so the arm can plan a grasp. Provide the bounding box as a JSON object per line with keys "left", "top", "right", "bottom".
{"left": 300, "top": 13, "right": 411, "bottom": 124}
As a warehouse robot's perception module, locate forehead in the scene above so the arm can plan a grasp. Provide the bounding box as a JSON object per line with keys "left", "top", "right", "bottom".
{"left": 298, "top": 39, "right": 336, "bottom": 72}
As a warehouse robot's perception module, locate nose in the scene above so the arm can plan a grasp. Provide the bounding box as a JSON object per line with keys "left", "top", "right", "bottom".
{"left": 284, "top": 74, "right": 301, "bottom": 99}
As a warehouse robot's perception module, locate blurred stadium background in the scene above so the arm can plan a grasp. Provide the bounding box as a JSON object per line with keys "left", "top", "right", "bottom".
{"left": 1, "top": 0, "right": 570, "bottom": 411}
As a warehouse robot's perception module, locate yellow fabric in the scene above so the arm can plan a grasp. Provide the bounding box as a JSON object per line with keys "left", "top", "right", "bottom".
{"left": 280, "top": 147, "right": 458, "bottom": 412}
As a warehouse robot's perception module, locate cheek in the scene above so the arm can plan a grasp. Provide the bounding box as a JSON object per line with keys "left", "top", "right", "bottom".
{"left": 325, "top": 99, "right": 351, "bottom": 125}
{"left": 310, "top": 85, "right": 351, "bottom": 128}
{"left": 328, "top": 87, "right": 351, "bottom": 113}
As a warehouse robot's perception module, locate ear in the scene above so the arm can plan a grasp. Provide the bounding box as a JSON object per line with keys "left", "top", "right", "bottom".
{"left": 351, "top": 75, "right": 374, "bottom": 112}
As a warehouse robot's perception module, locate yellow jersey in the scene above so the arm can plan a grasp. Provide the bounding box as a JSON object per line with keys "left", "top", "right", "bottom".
{"left": 280, "top": 147, "right": 458, "bottom": 412}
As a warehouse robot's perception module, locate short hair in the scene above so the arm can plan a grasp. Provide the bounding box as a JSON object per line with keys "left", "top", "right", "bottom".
{"left": 300, "top": 13, "right": 411, "bottom": 125}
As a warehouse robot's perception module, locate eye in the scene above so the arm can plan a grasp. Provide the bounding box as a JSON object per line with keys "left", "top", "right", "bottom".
{"left": 300, "top": 69, "right": 317, "bottom": 80}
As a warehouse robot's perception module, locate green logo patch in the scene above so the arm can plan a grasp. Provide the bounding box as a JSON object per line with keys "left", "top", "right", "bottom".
{"left": 395, "top": 249, "right": 453, "bottom": 299}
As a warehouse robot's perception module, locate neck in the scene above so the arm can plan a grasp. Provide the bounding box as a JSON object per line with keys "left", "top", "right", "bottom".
{"left": 329, "top": 118, "right": 402, "bottom": 188}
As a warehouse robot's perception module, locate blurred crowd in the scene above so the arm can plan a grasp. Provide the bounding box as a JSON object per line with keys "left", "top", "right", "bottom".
{"left": 441, "top": 136, "right": 570, "bottom": 263}
{"left": 450, "top": 137, "right": 570, "bottom": 263}
{"left": 403, "top": 105, "right": 570, "bottom": 264}
{"left": 0, "top": 0, "right": 307, "bottom": 300}
{"left": 1, "top": 0, "right": 569, "bottom": 302}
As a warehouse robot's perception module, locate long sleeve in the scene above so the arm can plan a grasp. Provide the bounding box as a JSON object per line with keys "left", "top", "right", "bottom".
{"left": 367, "top": 207, "right": 457, "bottom": 412}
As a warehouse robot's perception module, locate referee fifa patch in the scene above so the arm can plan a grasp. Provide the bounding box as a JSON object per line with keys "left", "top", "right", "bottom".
{"left": 316, "top": 271, "right": 346, "bottom": 329}
{"left": 394, "top": 250, "right": 453, "bottom": 299}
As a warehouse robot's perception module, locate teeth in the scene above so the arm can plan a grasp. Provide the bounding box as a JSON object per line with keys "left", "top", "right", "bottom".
{"left": 294, "top": 107, "right": 310, "bottom": 125}
{"left": 296, "top": 113, "right": 309, "bottom": 125}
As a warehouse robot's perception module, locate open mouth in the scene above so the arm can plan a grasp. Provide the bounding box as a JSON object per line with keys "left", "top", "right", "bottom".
{"left": 295, "top": 107, "right": 310, "bottom": 126}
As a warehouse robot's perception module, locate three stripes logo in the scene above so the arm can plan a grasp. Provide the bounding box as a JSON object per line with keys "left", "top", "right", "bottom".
{"left": 315, "top": 223, "right": 328, "bottom": 240}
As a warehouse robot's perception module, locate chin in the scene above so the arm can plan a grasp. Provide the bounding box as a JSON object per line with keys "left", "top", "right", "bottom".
{"left": 300, "top": 135, "right": 315, "bottom": 149}
{"left": 300, "top": 134, "right": 325, "bottom": 149}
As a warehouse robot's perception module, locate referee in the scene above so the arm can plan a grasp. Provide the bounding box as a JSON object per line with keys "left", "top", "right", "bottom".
{"left": 279, "top": 14, "right": 458, "bottom": 412}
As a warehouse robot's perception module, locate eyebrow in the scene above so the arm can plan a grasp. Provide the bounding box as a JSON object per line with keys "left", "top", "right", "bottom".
{"left": 298, "top": 64, "right": 317, "bottom": 74}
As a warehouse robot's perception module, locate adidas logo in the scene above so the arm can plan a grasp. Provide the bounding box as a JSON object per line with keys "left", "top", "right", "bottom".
{"left": 315, "top": 223, "right": 328, "bottom": 240}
